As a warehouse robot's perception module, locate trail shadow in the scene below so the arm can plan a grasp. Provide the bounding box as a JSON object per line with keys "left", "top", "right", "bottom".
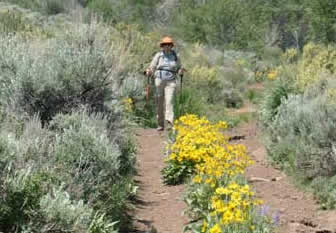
{"left": 126, "top": 218, "right": 157, "bottom": 233}
{"left": 131, "top": 179, "right": 156, "bottom": 206}
{"left": 130, "top": 195, "right": 156, "bottom": 208}
{"left": 127, "top": 179, "right": 157, "bottom": 233}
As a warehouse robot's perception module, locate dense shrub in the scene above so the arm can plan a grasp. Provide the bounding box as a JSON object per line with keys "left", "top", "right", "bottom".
{"left": 296, "top": 43, "right": 336, "bottom": 90}
{"left": 311, "top": 176, "right": 336, "bottom": 209}
{"left": 39, "top": 185, "right": 93, "bottom": 232}
{"left": 87, "top": 0, "right": 158, "bottom": 28}
{"left": 260, "top": 42, "right": 336, "bottom": 209}
{"left": 171, "top": 0, "right": 268, "bottom": 49}
{"left": 308, "top": 0, "right": 336, "bottom": 44}
{"left": 173, "top": 87, "right": 204, "bottom": 120}
{"left": 171, "top": 0, "right": 303, "bottom": 50}
{"left": 270, "top": 93, "right": 336, "bottom": 209}
{"left": 0, "top": 21, "right": 140, "bottom": 229}
{"left": 265, "top": 80, "right": 336, "bottom": 178}
{"left": 50, "top": 111, "right": 122, "bottom": 197}
{"left": 170, "top": 0, "right": 336, "bottom": 50}
{"left": 259, "top": 77, "right": 295, "bottom": 127}
{"left": 3, "top": 0, "right": 77, "bottom": 15}
{"left": 178, "top": 44, "right": 252, "bottom": 119}
{"left": 0, "top": 108, "right": 135, "bottom": 232}
{"left": 0, "top": 170, "right": 45, "bottom": 232}
{"left": 0, "top": 22, "right": 134, "bottom": 123}
{"left": 0, "top": 10, "right": 26, "bottom": 33}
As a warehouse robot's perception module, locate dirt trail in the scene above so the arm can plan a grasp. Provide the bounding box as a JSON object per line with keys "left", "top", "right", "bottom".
{"left": 133, "top": 103, "right": 336, "bottom": 233}
{"left": 229, "top": 121, "right": 336, "bottom": 233}
{"left": 228, "top": 91, "right": 336, "bottom": 233}
{"left": 133, "top": 129, "right": 188, "bottom": 233}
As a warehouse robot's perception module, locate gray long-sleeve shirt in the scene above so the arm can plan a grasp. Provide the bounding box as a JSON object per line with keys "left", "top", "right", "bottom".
{"left": 149, "top": 50, "right": 182, "bottom": 80}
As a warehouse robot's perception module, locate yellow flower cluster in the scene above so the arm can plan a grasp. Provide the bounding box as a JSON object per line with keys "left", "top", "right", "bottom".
{"left": 169, "top": 115, "right": 252, "bottom": 180}
{"left": 190, "top": 65, "right": 218, "bottom": 83}
{"left": 209, "top": 182, "right": 263, "bottom": 228}
{"left": 122, "top": 97, "right": 133, "bottom": 112}
{"left": 255, "top": 71, "right": 264, "bottom": 82}
{"left": 166, "top": 115, "right": 266, "bottom": 232}
{"left": 267, "top": 70, "right": 278, "bottom": 80}
{"left": 327, "top": 88, "right": 336, "bottom": 105}
{"left": 281, "top": 48, "right": 298, "bottom": 63}
{"left": 296, "top": 43, "right": 336, "bottom": 90}
{"left": 236, "top": 58, "right": 247, "bottom": 67}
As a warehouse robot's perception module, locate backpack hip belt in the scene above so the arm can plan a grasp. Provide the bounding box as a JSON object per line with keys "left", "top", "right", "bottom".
{"left": 157, "top": 68, "right": 177, "bottom": 74}
{"left": 157, "top": 69, "right": 176, "bottom": 81}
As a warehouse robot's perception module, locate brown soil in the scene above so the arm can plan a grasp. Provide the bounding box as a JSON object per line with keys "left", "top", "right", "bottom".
{"left": 132, "top": 102, "right": 336, "bottom": 233}
{"left": 132, "top": 129, "right": 188, "bottom": 233}
{"left": 229, "top": 121, "right": 336, "bottom": 233}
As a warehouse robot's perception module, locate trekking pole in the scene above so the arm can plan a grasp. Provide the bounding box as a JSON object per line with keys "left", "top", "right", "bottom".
{"left": 179, "top": 72, "right": 184, "bottom": 116}
{"left": 143, "top": 71, "right": 151, "bottom": 105}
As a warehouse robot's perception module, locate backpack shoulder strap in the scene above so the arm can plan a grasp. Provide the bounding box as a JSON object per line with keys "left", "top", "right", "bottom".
{"left": 159, "top": 50, "right": 178, "bottom": 61}
{"left": 171, "top": 50, "right": 178, "bottom": 61}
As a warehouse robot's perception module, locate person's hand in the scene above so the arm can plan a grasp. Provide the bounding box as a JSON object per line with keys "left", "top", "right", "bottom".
{"left": 178, "top": 68, "right": 185, "bottom": 76}
{"left": 145, "top": 68, "right": 152, "bottom": 76}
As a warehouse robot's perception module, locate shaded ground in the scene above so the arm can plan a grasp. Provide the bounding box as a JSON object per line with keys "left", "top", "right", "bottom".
{"left": 133, "top": 99, "right": 336, "bottom": 233}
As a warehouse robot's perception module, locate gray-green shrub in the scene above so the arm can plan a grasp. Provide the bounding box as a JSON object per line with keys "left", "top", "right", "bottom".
{"left": 50, "top": 109, "right": 136, "bottom": 228}
{"left": 39, "top": 185, "right": 92, "bottom": 232}
{"left": 0, "top": 108, "right": 135, "bottom": 232}
{"left": 87, "top": 0, "right": 157, "bottom": 28}
{"left": 259, "top": 78, "right": 295, "bottom": 127}
{"left": 0, "top": 10, "right": 26, "bottom": 34}
{"left": 170, "top": 0, "right": 336, "bottom": 50}
{"left": 0, "top": 22, "right": 132, "bottom": 123}
{"left": 0, "top": 170, "right": 45, "bottom": 232}
{"left": 265, "top": 81, "right": 336, "bottom": 178}
{"left": 3, "top": 0, "right": 77, "bottom": 15}
{"left": 311, "top": 176, "right": 336, "bottom": 209}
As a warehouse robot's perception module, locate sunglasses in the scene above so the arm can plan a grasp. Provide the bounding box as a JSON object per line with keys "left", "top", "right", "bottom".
{"left": 161, "top": 43, "right": 173, "bottom": 47}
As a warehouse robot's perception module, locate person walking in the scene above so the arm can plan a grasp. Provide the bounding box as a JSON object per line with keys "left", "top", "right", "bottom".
{"left": 146, "top": 36, "right": 184, "bottom": 131}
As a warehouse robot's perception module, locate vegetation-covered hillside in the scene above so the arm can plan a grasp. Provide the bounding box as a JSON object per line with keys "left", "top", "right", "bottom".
{"left": 1, "top": 0, "right": 336, "bottom": 232}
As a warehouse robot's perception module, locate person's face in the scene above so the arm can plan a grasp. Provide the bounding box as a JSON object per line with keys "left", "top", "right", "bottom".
{"left": 161, "top": 43, "right": 173, "bottom": 52}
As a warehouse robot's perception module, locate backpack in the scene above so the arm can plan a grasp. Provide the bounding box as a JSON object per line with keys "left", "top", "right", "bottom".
{"left": 156, "top": 50, "right": 179, "bottom": 81}
{"left": 158, "top": 50, "right": 178, "bottom": 62}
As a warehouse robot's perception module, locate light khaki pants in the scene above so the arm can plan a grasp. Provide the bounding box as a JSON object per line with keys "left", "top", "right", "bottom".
{"left": 155, "top": 78, "right": 176, "bottom": 127}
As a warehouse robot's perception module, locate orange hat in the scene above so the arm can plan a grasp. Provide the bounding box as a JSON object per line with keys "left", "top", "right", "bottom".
{"left": 160, "top": 36, "right": 174, "bottom": 47}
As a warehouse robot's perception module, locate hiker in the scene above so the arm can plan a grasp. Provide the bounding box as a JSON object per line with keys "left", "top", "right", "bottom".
{"left": 145, "top": 36, "right": 184, "bottom": 131}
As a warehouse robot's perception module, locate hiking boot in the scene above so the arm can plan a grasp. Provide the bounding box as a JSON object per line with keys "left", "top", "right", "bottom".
{"left": 156, "top": 126, "right": 164, "bottom": 131}
{"left": 166, "top": 120, "right": 173, "bottom": 130}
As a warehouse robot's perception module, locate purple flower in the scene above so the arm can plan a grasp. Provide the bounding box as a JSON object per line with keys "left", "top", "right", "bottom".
{"left": 258, "top": 205, "right": 270, "bottom": 216}
{"left": 272, "top": 211, "right": 280, "bottom": 226}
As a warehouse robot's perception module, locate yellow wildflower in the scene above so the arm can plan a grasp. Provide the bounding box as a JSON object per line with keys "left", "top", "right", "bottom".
{"left": 267, "top": 70, "right": 278, "bottom": 80}
{"left": 222, "top": 211, "right": 234, "bottom": 225}
{"left": 201, "top": 220, "right": 207, "bottom": 232}
{"left": 215, "top": 187, "right": 231, "bottom": 195}
{"left": 193, "top": 175, "right": 202, "bottom": 183}
{"left": 209, "top": 224, "right": 221, "bottom": 233}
